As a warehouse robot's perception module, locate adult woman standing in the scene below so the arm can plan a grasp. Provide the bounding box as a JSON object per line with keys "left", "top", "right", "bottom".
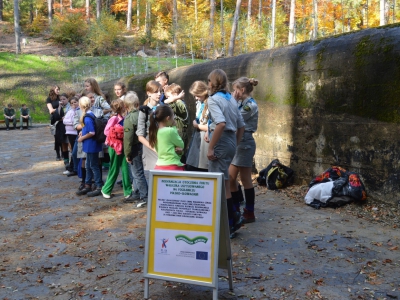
{"left": 136, "top": 80, "right": 162, "bottom": 170}
{"left": 46, "top": 85, "right": 62, "bottom": 160}
{"left": 186, "top": 81, "right": 209, "bottom": 172}
{"left": 229, "top": 77, "right": 259, "bottom": 224}
{"left": 206, "top": 69, "right": 245, "bottom": 238}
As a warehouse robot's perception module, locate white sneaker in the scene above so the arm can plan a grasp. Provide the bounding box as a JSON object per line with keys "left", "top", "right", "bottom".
{"left": 101, "top": 190, "right": 111, "bottom": 199}
{"left": 63, "top": 170, "right": 71, "bottom": 175}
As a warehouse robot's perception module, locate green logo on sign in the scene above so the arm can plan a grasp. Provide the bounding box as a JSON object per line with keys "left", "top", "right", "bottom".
{"left": 175, "top": 234, "right": 208, "bottom": 245}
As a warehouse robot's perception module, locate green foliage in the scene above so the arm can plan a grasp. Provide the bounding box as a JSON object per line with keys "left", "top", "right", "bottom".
{"left": 50, "top": 12, "right": 88, "bottom": 44}
{"left": 85, "top": 12, "right": 124, "bottom": 55}
{"left": 25, "top": 16, "right": 48, "bottom": 36}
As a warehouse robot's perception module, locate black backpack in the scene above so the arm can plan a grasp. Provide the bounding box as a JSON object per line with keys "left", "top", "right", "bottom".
{"left": 84, "top": 114, "right": 107, "bottom": 143}
{"left": 257, "top": 159, "right": 294, "bottom": 190}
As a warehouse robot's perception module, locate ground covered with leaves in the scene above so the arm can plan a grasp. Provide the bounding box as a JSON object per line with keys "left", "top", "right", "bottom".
{"left": 1, "top": 126, "right": 400, "bottom": 300}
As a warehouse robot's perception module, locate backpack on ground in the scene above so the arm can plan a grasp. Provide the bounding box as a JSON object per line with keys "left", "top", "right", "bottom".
{"left": 84, "top": 114, "right": 107, "bottom": 143}
{"left": 257, "top": 159, "right": 294, "bottom": 190}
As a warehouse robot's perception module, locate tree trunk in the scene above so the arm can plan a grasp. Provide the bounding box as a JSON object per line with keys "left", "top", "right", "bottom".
{"left": 145, "top": 0, "right": 151, "bottom": 40}
{"left": 60, "top": 0, "right": 62, "bottom": 14}
{"left": 270, "top": 0, "right": 275, "bottom": 48}
{"left": 288, "top": 0, "right": 295, "bottom": 44}
{"left": 173, "top": 0, "right": 178, "bottom": 44}
{"left": 220, "top": 0, "right": 224, "bottom": 52}
{"left": 247, "top": 0, "right": 252, "bottom": 24}
{"left": 258, "top": 0, "right": 261, "bottom": 27}
{"left": 14, "top": 0, "right": 21, "bottom": 54}
{"left": 209, "top": 0, "right": 215, "bottom": 53}
{"left": 47, "top": 0, "right": 52, "bottom": 24}
{"left": 127, "top": 0, "right": 132, "bottom": 30}
{"left": 96, "top": 0, "right": 101, "bottom": 19}
{"left": 29, "top": 0, "right": 34, "bottom": 23}
{"left": 137, "top": 0, "right": 140, "bottom": 29}
{"left": 228, "top": 0, "right": 242, "bottom": 56}
{"left": 312, "top": 0, "right": 317, "bottom": 39}
{"left": 194, "top": 0, "right": 198, "bottom": 24}
{"left": 70, "top": 0, "right": 72, "bottom": 9}
{"left": 0, "top": 0, "right": 4, "bottom": 21}
{"left": 380, "top": 0, "right": 386, "bottom": 25}
{"left": 86, "top": 0, "right": 89, "bottom": 20}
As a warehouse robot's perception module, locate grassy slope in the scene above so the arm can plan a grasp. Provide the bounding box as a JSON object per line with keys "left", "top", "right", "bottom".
{"left": 0, "top": 53, "right": 204, "bottom": 122}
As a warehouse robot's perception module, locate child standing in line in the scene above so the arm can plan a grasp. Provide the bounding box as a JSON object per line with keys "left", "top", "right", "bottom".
{"left": 76, "top": 96, "right": 103, "bottom": 197}
{"left": 123, "top": 92, "right": 148, "bottom": 206}
{"left": 136, "top": 80, "right": 162, "bottom": 170}
{"left": 101, "top": 99, "right": 132, "bottom": 200}
{"left": 185, "top": 81, "right": 209, "bottom": 172}
{"left": 229, "top": 77, "right": 259, "bottom": 224}
{"left": 163, "top": 83, "right": 190, "bottom": 152}
{"left": 148, "top": 105, "right": 185, "bottom": 171}
{"left": 206, "top": 69, "right": 245, "bottom": 238}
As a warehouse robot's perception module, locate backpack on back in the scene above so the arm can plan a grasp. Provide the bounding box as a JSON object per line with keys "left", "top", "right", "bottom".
{"left": 84, "top": 114, "right": 107, "bottom": 144}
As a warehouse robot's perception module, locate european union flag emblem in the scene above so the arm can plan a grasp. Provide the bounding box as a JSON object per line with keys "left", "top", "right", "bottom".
{"left": 196, "top": 251, "right": 208, "bottom": 260}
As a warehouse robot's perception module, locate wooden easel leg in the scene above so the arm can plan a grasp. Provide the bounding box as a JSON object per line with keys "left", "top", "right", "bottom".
{"left": 144, "top": 278, "right": 149, "bottom": 299}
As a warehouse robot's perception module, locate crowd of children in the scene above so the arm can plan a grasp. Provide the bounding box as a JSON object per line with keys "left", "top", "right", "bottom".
{"left": 47, "top": 69, "right": 259, "bottom": 238}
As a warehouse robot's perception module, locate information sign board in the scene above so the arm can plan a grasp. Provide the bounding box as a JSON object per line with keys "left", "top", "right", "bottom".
{"left": 143, "top": 171, "right": 233, "bottom": 299}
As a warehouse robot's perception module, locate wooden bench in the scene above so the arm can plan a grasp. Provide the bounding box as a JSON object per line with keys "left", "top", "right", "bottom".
{"left": 0, "top": 119, "right": 31, "bottom": 128}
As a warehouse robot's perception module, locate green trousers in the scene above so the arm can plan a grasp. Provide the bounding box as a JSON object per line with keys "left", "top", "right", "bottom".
{"left": 102, "top": 147, "right": 132, "bottom": 197}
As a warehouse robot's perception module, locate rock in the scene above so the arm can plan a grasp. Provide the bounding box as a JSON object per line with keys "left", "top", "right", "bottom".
{"left": 137, "top": 50, "right": 147, "bottom": 58}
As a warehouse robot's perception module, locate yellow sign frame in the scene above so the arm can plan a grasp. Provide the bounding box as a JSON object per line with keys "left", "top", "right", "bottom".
{"left": 143, "top": 171, "right": 233, "bottom": 299}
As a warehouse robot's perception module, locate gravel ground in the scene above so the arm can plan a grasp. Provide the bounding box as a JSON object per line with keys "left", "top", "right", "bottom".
{"left": 1, "top": 125, "right": 400, "bottom": 300}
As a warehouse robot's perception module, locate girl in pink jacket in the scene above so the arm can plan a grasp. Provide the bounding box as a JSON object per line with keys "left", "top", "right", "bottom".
{"left": 101, "top": 99, "right": 132, "bottom": 200}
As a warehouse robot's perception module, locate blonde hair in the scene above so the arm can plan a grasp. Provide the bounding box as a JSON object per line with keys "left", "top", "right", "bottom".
{"left": 124, "top": 91, "right": 140, "bottom": 111}
{"left": 79, "top": 96, "right": 91, "bottom": 126}
{"left": 189, "top": 81, "right": 209, "bottom": 120}
{"left": 232, "top": 77, "right": 259, "bottom": 94}
{"left": 85, "top": 78, "right": 104, "bottom": 98}
{"left": 164, "top": 83, "right": 182, "bottom": 95}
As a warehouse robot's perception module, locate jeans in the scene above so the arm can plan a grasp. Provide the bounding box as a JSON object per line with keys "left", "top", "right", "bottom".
{"left": 130, "top": 146, "right": 148, "bottom": 198}
{"left": 72, "top": 136, "right": 79, "bottom": 173}
{"left": 85, "top": 152, "right": 102, "bottom": 188}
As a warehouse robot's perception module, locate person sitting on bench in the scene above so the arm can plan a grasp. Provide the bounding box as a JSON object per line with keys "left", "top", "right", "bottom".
{"left": 20, "top": 104, "right": 32, "bottom": 130}
{"left": 3, "top": 103, "right": 17, "bottom": 131}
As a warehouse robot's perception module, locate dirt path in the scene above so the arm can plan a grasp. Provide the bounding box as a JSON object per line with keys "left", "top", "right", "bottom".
{"left": 0, "top": 126, "right": 400, "bottom": 299}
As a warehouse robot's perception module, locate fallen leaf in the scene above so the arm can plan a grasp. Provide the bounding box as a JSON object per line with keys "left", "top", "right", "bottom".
{"left": 97, "top": 274, "right": 109, "bottom": 279}
{"left": 389, "top": 246, "right": 398, "bottom": 251}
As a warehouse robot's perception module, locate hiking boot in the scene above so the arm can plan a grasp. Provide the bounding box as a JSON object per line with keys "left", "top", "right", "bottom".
{"left": 87, "top": 187, "right": 102, "bottom": 197}
{"left": 56, "top": 157, "right": 62, "bottom": 161}
{"left": 76, "top": 185, "right": 92, "bottom": 195}
{"left": 123, "top": 193, "right": 141, "bottom": 203}
{"left": 67, "top": 171, "right": 77, "bottom": 177}
{"left": 78, "top": 183, "right": 85, "bottom": 191}
{"left": 241, "top": 208, "right": 256, "bottom": 224}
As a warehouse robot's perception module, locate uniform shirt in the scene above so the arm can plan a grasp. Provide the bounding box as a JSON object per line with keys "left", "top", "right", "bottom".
{"left": 238, "top": 97, "right": 258, "bottom": 132}
{"left": 208, "top": 91, "right": 245, "bottom": 132}
{"left": 4, "top": 107, "right": 15, "bottom": 117}
{"left": 20, "top": 107, "right": 30, "bottom": 116}
{"left": 82, "top": 111, "right": 103, "bottom": 153}
{"left": 155, "top": 126, "right": 184, "bottom": 166}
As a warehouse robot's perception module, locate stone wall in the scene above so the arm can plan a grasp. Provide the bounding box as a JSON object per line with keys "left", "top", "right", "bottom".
{"left": 103, "top": 25, "right": 400, "bottom": 204}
